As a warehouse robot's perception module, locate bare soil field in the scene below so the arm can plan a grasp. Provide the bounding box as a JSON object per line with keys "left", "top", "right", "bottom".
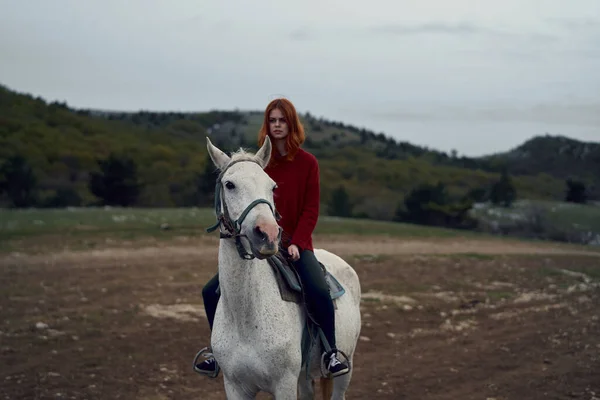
{"left": 1, "top": 235, "right": 599, "bottom": 399}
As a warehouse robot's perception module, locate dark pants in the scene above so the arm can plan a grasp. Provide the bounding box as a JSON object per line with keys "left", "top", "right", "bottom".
{"left": 201, "top": 249, "right": 337, "bottom": 350}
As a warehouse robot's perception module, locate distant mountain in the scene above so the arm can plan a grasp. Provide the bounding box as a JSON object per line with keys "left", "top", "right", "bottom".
{"left": 482, "top": 134, "right": 600, "bottom": 197}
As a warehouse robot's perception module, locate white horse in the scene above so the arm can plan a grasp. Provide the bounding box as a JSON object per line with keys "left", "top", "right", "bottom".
{"left": 204, "top": 136, "right": 362, "bottom": 399}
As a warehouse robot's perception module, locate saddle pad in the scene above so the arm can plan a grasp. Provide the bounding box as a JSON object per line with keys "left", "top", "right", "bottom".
{"left": 268, "top": 255, "right": 346, "bottom": 302}
{"left": 323, "top": 267, "right": 345, "bottom": 300}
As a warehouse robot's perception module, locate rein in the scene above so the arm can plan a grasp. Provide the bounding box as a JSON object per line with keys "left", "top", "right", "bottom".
{"left": 206, "top": 159, "right": 281, "bottom": 260}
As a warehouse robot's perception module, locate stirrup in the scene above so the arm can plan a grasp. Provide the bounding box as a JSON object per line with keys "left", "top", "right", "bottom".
{"left": 193, "top": 346, "right": 220, "bottom": 378}
{"left": 320, "top": 349, "right": 351, "bottom": 378}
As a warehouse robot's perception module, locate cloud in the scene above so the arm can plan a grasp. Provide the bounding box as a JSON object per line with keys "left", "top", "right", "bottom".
{"left": 572, "top": 49, "right": 600, "bottom": 59}
{"left": 286, "top": 21, "right": 558, "bottom": 46}
{"left": 546, "top": 17, "right": 600, "bottom": 32}
{"left": 349, "top": 109, "right": 432, "bottom": 122}
{"left": 456, "top": 46, "right": 600, "bottom": 63}
{"left": 361, "top": 103, "right": 600, "bottom": 127}
{"left": 367, "top": 21, "right": 559, "bottom": 45}
{"left": 288, "top": 27, "right": 313, "bottom": 41}
{"left": 526, "top": 32, "right": 560, "bottom": 43}
{"left": 179, "top": 14, "right": 203, "bottom": 24}
{"left": 369, "top": 21, "right": 495, "bottom": 36}
{"left": 475, "top": 104, "right": 600, "bottom": 126}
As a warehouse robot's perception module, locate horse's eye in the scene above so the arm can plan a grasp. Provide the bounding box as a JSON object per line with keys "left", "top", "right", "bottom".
{"left": 225, "top": 181, "right": 235, "bottom": 190}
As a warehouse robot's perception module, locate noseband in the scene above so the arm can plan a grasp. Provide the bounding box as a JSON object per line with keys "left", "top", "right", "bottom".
{"left": 206, "top": 159, "right": 281, "bottom": 260}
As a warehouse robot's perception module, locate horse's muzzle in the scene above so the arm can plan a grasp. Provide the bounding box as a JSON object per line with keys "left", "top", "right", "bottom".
{"left": 255, "top": 242, "right": 279, "bottom": 258}
{"left": 251, "top": 222, "right": 282, "bottom": 258}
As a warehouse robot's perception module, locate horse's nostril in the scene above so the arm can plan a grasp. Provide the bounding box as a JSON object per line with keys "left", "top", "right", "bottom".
{"left": 255, "top": 226, "right": 266, "bottom": 240}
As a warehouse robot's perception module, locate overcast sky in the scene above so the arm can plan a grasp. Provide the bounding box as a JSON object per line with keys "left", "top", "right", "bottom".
{"left": 1, "top": 0, "right": 599, "bottom": 156}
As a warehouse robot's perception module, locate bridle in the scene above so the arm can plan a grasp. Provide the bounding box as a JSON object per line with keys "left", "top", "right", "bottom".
{"left": 206, "top": 159, "right": 281, "bottom": 260}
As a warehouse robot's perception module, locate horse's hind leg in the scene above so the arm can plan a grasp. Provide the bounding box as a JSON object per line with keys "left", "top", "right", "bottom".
{"left": 320, "top": 377, "right": 333, "bottom": 399}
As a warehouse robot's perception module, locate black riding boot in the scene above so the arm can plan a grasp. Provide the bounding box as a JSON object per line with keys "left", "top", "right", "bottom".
{"left": 293, "top": 250, "right": 350, "bottom": 377}
{"left": 194, "top": 273, "right": 220, "bottom": 377}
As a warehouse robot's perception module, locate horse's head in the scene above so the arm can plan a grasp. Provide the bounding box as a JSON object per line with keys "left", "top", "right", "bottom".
{"left": 206, "top": 136, "right": 282, "bottom": 259}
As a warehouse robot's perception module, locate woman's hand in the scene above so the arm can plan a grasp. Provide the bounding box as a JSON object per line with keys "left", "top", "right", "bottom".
{"left": 288, "top": 244, "right": 300, "bottom": 261}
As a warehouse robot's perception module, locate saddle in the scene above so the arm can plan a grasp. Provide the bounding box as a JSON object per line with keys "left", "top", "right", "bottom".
{"left": 266, "top": 252, "right": 346, "bottom": 306}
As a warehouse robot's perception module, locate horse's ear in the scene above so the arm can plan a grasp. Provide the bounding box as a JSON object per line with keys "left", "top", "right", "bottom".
{"left": 255, "top": 136, "right": 272, "bottom": 169}
{"left": 206, "top": 137, "right": 231, "bottom": 170}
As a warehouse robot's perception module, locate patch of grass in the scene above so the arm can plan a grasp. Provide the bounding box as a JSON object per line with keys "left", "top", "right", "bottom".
{"left": 1, "top": 208, "right": 477, "bottom": 241}
{"left": 0, "top": 207, "right": 500, "bottom": 255}
{"left": 0, "top": 207, "right": 472, "bottom": 244}
{"left": 361, "top": 297, "right": 381, "bottom": 303}
{"left": 316, "top": 216, "right": 472, "bottom": 238}
{"left": 0, "top": 222, "right": 208, "bottom": 254}
{"left": 487, "top": 291, "right": 515, "bottom": 301}
{"left": 351, "top": 254, "right": 393, "bottom": 263}
{"left": 472, "top": 199, "right": 600, "bottom": 238}
{"left": 537, "top": 201, "right": 600, "bottom": 233}
{"left": 536, "top": 266, "right": 566, "bottom": 278}
{"left": 4, "top": 207, "right": 594, "bottom": 256}
{"left": 557, "top": 265, "right": 600, "bottom": 280}
{"left": 577, "top": 266, "right": 600, "bottom": 280}
{"left": 0, "top": 207, "right": 215, "bottom": 240}
{"left": 445, "top": 253, "right": 497, "bottom": 260}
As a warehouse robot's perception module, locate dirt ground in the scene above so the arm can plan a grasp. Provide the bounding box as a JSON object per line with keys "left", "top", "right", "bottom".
{"left": 1, "top": 235, "right": 600, "bottom": 399}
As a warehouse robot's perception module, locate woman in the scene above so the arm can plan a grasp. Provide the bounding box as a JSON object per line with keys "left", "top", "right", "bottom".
{"left": 194, "top": 98, "right": 350, "bottom": 378}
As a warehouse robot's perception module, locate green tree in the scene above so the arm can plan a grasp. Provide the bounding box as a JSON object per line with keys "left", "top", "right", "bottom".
{"left": 88, "top": 154, "right": 142, "bottom": 206}
{"left": 490, "top": 169, "right": 517, "bottom": 207}
{"left": 396, "top": 182, "right": 448, "bottom": 224}
{"left": 328, "top": 185, "right": 353, "bottom": 217}
{"left": 188, "top": 156, "right": 219, "bottom": 207}
{"left": 464, "top": 186, "right": 488, "bottom": 203}
{"left": 565, "top": 179, "right": 587, "bottom": 204}
{"left": 0, "top": 155, "right": 38, "bottom": 208}
{"left": 43, "top": 187, "right": 82, "bottom": 208}
{"left": 395, "top": 182, "right": 476, "bottom": 229}
{"left": 359, "top": 129, "right": 368, "bottom": 144}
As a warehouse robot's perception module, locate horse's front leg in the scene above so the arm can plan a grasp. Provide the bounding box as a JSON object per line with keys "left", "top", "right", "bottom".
{"left": 272, "top": 373, "right": 300, "bottom": 400}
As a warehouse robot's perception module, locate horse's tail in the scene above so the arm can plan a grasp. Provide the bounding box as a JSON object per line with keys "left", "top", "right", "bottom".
{"left": 320, "top": 377, "right": 333, "bottom": 399}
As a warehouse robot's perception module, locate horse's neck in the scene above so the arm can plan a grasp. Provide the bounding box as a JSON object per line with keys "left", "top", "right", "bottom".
{"left": 217, "top": 241, "right": 281, "bottom": 330}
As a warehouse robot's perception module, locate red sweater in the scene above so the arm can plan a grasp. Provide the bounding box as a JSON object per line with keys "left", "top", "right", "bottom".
{"left": 265, "top": 148, "right": 320, "bottom": 252}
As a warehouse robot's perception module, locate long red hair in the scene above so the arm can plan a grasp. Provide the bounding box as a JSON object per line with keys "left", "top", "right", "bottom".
{"left": 258, "top": 98, "right": 305, "bottom": 164}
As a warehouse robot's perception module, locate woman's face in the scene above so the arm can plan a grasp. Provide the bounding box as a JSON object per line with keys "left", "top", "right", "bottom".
{"left": 268, "top": 108, "right": 289, "bottom": 140}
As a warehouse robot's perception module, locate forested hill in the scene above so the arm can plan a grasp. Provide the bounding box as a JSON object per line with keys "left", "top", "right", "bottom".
{"left": 483, "top": 135, "right": 600, "bottom": 185}
{"left": 86, "top": 96, "right": 600, "bottom": 188}
{"left": 1, "top": 84, "right": 597, "bottom": 218}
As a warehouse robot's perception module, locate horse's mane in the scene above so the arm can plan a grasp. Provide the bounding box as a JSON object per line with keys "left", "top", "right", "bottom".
{"left": 216, "top": 148, "right": 262, "bottom": 181}
{"left": 229, "top": 148, "right": 258, "bottom": 163}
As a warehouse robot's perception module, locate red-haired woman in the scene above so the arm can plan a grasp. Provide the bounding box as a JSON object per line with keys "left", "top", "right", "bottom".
{"left": 194, "top": 98, "right": 350, "bottom": 378}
